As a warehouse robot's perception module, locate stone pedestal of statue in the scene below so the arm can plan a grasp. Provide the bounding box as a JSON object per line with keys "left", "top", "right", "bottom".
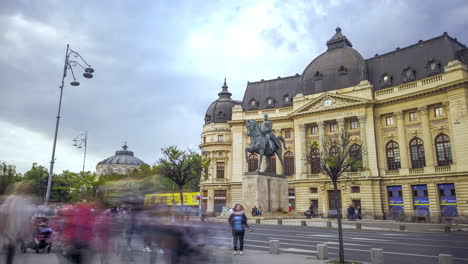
{"left": 242, "top": 172, "right": 289, "bottom": 214}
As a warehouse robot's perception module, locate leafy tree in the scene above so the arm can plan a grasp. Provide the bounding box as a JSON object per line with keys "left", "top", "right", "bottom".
{"left": 156, "top": 146, "right": 210, "bottom": 205}
{"left": 0, "top": 161, "right": 21, "bottom": 195}
{"left": 305, "top": 131, "right": 363, "bottom": 264}
{"left": 23, "top": 165, "right": 49, "bottom": 198}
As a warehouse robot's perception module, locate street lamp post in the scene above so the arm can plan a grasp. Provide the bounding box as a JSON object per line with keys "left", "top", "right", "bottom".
{"left": 73, "top": 130, "right": 88, "bottom": 173}
{"left": 45, "top": 44, "right": 95, "bottom": 203}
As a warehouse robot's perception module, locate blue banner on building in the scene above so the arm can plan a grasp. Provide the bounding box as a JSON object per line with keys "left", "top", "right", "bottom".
{"left": 412, "top": 185, "right": 430, "bottom": 216}
{"left": 438, "top": 183, "right": 457, "bottom": 217}
{"left": 387, "top": 186, "right": 404, "bottom": 217}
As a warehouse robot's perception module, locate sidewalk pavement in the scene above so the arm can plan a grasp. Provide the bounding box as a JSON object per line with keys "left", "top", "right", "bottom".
{"left": 202, "top": 217, "right": 468, "bottom": 233}
{"left": 0, "top": 248, "right": 354, "bottom": 264}
{"left": 208, "top": 247, "right": 344, "bottom": 264}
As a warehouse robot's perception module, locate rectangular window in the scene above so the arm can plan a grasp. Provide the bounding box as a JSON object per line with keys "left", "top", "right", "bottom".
{"left": 285, "top": 130, "right": 292, "bottom": 139}
{"left": 351, "top": 186, "right": 360, "bottom": 193}
{"left": 409, "top": 112, "right": 418, "bottom": 122}
{"left": 386, "top": 116, "right": 394, "bottom": 125}
{"left": 310, "top": 187, "right": 318, "bottom": 193}
{"left": 398, "top": 190, "right": 403, "bottom": 197}
{"left": 203, "top": 136, "right": 206, "bottom": 143}
{"left": 218, "top": 135, "right": 224, "bottom": 142}
{"left": 288, "top": 188, "right": 295, "bottom": 197}
{"left": 450, "top": 189, "right": 456, "bottom": 196}
{"left": 434, "top": 106, "right": 444, "bottom": 117}
{"left": 350, "top": 120, "right": 358, "bottom": 130}
{"left": 387, "top": 190, "right": 393, "bottom": 198}
{"left": 423, "top": 189, "right": 428, "bottom": 197}
{"left": 330, "top": 123, "right": 337, "bottom": 132}
{"left": 412, "top": 190, "right": 418, "bottom": 197}
{"left": 311, "top": 125, "right": 318, "bottom": 134}
{"left": 216, "top": 162, "right": 225, "bottom": 179}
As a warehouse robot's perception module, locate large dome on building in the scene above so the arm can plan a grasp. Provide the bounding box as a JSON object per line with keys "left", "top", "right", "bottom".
{"left": 204, "top": 79, "right": 241, "bottom": 125}
{"left": 97, "top": 143, "right": 146, "bottom": 166}
{"left": 301, "top": 27, "right": 367, "bottom": 95}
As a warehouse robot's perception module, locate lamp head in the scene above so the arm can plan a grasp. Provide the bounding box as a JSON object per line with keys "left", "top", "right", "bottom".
{"left": 83, "top": 72, "right": 93, "bottom": 79}
{"left": 84, "top": 67, "right": 94, "bottom": 73}
{"left": 70, "top": 81, "right": 80, "bottom": 86}
{"left": 73, "top": 143, "right": 78, "bottom": 146}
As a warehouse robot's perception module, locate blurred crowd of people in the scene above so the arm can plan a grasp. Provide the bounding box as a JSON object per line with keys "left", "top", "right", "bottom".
{"left": 0, "top": 183, "right": 211, "bottom": 264}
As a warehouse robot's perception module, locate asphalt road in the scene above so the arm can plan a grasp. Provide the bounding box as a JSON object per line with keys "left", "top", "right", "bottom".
{"left": 2, "top": 221, "right": 468, "bottom": 264}
{"left": 199, "top": 221, "right": 468, "bottom": 264}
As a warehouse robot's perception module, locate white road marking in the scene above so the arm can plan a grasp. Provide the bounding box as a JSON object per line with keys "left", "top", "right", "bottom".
{"left": 282, "top": 248, "right": 315, "bottom": 253}
{"left": 351, "top": 237, "right": 391, "bottom": 242}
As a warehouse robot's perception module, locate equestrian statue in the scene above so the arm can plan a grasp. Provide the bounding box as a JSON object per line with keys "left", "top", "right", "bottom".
{"left": 245, "top": 114, "right": 287, "bottom": 177}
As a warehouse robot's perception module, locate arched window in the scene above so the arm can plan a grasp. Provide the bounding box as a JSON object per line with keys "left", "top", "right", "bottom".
{"left": 435, "top": 134, "right": 452, "bottom": 166}
{"left": 349, "top": 144, "right": 362, "bottom": 172}
{"left": 266, "top": 156, "right": 276, "bottom": 174}
{"left": 284, "top": 152, "right": 295, "bottom": 176}
{"left": 410, "top": 137, "right": 425, "bottom": 168}
{"left": 248, "top": 154, "right": 258, "bottom": 172}
{"left": 386, "top": 141, "right": 401, "bottom": 170}
{"left": 329, "top": 145, "right": 338, "bottom": 157}
{"left": 310, "top": 147, "right": 321, "bottom": 174}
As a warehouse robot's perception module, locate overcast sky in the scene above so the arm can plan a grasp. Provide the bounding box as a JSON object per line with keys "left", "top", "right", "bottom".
{"left": 1, "top": 0, "right": 467, "bottom": 174}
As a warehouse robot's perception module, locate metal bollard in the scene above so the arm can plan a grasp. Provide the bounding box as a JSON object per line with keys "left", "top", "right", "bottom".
{"left": 278, "top": 219, "right": 282, "bottom": 225}
{"left": 399, "top": 225, "right": 405, "bottom": 231}
{"left": 356, "top": 223, "right": 362, "bottom": 229}
{"left": 326, "top": 221, "right": 332, "bottom": 228}
{"left": 256, "top": 218, "right": 260, "bottom": 224}
{"left": 444, "top": 225, "right": 451, "bottom": 233}
{"left": 316, "top": 244, "right": 328, "bottom": 260}
{"left": 269, "top": 240, "right": 280, "bottom": 254}
{"left": 438, "top": 254, "right": 452, "bottom": 264}
{"left": 301, "top": 220, "right": 307, "bottom": 226}
{"left": 371, "top": 248, "right": 384, "bottom": 264}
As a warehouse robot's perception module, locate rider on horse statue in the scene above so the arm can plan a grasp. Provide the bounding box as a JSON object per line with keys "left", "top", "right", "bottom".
{"left": 261, "top": 114, "right": 281, "bottom": 153}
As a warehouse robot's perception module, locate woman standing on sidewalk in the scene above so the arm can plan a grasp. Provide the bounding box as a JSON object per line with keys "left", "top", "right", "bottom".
{"left": 228, "top": 204, "right": 251, "bottom": 255}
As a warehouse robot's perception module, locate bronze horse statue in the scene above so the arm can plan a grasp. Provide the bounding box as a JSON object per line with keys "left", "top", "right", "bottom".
{"left": 245, "top": 120, "right": 287, "bottom": 176}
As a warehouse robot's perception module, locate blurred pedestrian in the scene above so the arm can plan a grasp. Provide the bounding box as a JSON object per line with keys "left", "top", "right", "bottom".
{"left": 347, "top": 205, "right": 355, "bottom": 221}
{"left": 228, "top": 204, "right": 251, "bottom": 256}
{"left": 0, "top": 182, "right": 36, "bottom": 264}
{"left": 251, "top": 205, "right": 257, "bottom": 216}
{"left": 356, "top": 206, "right": 362, "bottom": 220}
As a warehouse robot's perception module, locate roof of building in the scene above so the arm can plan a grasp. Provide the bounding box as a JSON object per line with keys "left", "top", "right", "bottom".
{"left": 241, "top": 75, "right": 299, "bottom": 111}
{"left": 235, "top": 28, "right": 467, "bottom": 110}
{"left": 366, "top": 33, "right": 466, "bottom": 90}
{"left": 204, "top": 79, "right": 241, "bottom": 124}
{"left": 97, "top": 143, "right": 147, "bottom": 166}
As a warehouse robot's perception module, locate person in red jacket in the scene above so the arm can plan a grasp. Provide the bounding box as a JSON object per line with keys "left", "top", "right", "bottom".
{"left": 62, "top": 202, "right": 95, "bottom": 264}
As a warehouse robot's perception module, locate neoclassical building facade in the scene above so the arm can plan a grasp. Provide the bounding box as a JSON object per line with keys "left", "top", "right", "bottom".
{"left": 200, "top": 28, "right": 468, "bottom": 222}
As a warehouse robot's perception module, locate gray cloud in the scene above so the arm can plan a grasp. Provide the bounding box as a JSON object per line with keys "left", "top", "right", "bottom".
{"left": 1, "top": 0, "right": 467, "bottom": 173}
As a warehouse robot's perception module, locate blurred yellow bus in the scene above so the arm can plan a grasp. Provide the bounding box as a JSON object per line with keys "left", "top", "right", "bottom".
{"left": 144, "top": 192, "right": 200, "bottom": 206}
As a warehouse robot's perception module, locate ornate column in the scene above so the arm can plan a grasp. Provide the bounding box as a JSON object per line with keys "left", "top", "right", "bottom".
{"left": 358, "top": 116, "right": 369, "bottom": 168}
{"left": 396, "top": 111, "right": 409, "bottom": 169}
{"left": 419, "top": 106, "right": 435, "bottom": 167}
{"left": 318, "top": 121, "right": 326, "bottom": 152}
{"left": 294, "top": 123, "right": 307, "bottom": 179}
